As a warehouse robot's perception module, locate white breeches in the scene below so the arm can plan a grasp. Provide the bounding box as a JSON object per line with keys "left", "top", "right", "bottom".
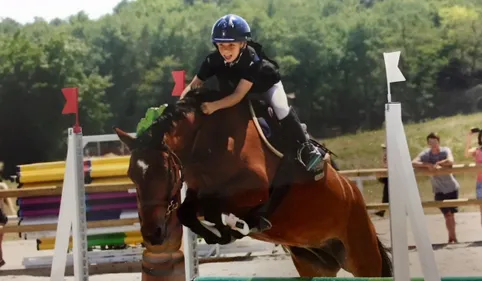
{"left": 262, "top": 81, "right": 290, "bottom": 120}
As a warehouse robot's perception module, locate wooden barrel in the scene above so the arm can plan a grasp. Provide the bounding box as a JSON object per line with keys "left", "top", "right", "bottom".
{"left": 141, "top": 250, "right": 186, "bottom": 281}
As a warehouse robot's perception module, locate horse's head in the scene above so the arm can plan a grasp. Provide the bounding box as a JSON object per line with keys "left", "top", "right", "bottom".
{"left": 112, "top": 87, "right": 222, "bottom": 251}
{"left": 114, "top": 125, "right": 184, "bottom": 252}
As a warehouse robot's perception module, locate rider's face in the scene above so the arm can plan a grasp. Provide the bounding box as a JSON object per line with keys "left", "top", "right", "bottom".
{"left": 216, "top": 42, "right": 245, "bottom": 63}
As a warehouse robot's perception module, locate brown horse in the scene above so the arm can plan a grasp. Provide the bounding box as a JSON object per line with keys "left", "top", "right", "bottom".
{"left": 114, "top": 87, "right": 393, "bottom": 278}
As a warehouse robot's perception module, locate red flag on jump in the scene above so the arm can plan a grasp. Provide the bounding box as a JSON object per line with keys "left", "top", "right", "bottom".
{"left": 171, "top": 70, "right": 185, "bottom": 97}
{"left": 62, "top": 88, "right": 78, "bottom": 114}
{"left": 61, "top": 87, "right": 81, "bottom": 132}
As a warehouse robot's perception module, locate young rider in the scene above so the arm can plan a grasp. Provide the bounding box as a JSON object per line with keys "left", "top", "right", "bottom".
{"left": 180, "top": 14, "right": 325, "bottom": 174}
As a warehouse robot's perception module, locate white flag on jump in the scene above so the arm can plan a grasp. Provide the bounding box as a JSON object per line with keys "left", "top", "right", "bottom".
{"left": 383, "top": 51, "right": 406, "bottom": 83}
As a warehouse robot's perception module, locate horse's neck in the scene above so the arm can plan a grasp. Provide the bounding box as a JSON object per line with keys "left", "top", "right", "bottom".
{"left": 179, "top": 106, "right": 247, "bottom": 162}
{"left": 179, "top": 102, "right": 280, "bottom": 196}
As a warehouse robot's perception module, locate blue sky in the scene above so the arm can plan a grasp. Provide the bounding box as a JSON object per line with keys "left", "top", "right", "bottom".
{"left": 0, "top": 0, "right": 124, "bottom": 23}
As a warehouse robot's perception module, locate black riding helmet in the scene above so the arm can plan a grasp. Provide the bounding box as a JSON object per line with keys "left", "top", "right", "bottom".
{"left": 211, "top": 14, "right": 251, "bottom": 43}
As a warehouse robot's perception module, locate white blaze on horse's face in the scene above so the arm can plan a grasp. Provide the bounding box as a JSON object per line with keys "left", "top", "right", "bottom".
{"left": 136, "top": 159, "right": 149, "bottom": 178}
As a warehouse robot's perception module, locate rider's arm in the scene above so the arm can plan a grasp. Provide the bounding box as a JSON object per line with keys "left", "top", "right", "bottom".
{"left": 181, "top": 53, "right": 216, "bottom": 99}
{"left": 180, "top": 76, "right": 204, "bottom": 99}
{"left": 212, "top": 79, "right": 253, "bottom": 110}
{"left": 211, "top": 56, "right": 257, "bottom": 110}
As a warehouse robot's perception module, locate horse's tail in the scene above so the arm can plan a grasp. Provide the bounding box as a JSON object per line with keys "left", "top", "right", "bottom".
{"left": 376, "top": 237, "right": 393, "bottom": 277}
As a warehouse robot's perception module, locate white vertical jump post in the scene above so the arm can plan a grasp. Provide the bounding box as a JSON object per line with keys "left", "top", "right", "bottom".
{"left": 181, "top": 183, "right": 199, "bottom": 281}
{"left": 50, "top": 88, "right": 89, "bottom": 281}
{"left": 383, "top": 51, "right": 440, "bottom": 281}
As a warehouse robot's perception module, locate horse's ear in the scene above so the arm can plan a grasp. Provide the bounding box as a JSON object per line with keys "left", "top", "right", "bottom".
{"left": 113, "top": 126, "right": 136, "bottom": 150}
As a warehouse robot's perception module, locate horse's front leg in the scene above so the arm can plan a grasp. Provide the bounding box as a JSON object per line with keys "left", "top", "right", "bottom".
{"left": 177, "top": 188, "right": 233, "bottom": 244}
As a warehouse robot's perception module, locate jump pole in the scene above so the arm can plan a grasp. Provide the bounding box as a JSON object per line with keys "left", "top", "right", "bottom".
{"left": 383, "top": 51, "right": 440, "bottom": 281}
{"left": 50, "top": 87, "right": 89, "bottom": 281}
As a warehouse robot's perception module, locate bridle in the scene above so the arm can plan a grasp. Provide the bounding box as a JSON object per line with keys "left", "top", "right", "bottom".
{"left": 132, "top": 101, "right": 206, "bottom": 241}
{"left": 158, "top": 144, "right": 184, "bottom": 241}
{"left": 163, "top": 143, "right": 184, "bottom": 215}
{"left": 133, "top": 139, "right": 184, "bottom": 243}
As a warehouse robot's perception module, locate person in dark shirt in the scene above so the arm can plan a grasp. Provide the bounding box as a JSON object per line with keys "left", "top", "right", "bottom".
{"left": 180, "top": 14, "right": 323, "bottom": 174}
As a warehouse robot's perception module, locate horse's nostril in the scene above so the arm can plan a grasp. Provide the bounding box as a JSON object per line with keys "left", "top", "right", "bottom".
{"left": 149, "top": 227, "right": 164, "bottom": 245}
{"left": 154, "top": 227, "right": 162, "bottom": 237}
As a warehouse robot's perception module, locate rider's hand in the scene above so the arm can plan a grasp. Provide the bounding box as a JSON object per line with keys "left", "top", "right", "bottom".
{"left": 201, "top": 102, "right": 217, "bottom": 115}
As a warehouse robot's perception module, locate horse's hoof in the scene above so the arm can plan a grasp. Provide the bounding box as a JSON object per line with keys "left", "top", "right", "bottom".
{"left": 258, "top": 217, "right": 272, "bottom": 231}
{"left": 204, "top": 237, "right": 221, "bottom": 245}
{"left": 199, "top": 219, "right": 216, "bottom": 227}
{"left": 250, "top": 217, "right": 272, "bottom": 233}
{"left": 199, "top": 220, "right": 222, "bottom": 238}
{"left": 230, "top": 230, "right": 246, "bottom": 239}
{"left": 218, "top": 235, "right": 236, "bottom": 245}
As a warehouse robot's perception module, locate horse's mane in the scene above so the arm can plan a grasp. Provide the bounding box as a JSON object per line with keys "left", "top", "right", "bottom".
{"left": 176, "top": 87, "right": 227, "bottom": 110}
{"left": 145, "top": 87, "right": 227, "bottom": 141}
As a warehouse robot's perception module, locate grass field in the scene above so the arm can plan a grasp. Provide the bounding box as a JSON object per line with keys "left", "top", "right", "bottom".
{"left": 322, "top": 112, "right": 482, "bottom": 214}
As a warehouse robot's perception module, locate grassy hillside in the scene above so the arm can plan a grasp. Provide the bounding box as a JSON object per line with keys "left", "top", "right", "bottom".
{"left": 322, "top": 112, "right": 482, "bottom": 214}
{"left": 323, "top": 112, "right": 482, "bottom": 170}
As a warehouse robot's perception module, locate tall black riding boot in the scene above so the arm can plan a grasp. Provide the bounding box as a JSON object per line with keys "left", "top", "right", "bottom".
{"left": 279, "top": 107, "right": 324, "bottom": 172}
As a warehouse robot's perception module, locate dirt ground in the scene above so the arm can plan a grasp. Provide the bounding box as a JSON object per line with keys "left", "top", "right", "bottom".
{"left": 1, "top": 212, "right": 482, "bottom": 280}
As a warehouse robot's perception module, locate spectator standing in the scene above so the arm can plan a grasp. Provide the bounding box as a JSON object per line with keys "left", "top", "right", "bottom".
{"left": 412, "top": 132, "right": 460, "bottom": 243}
{"left": 464, "top": 127, "right": 482, "bottom": 228}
